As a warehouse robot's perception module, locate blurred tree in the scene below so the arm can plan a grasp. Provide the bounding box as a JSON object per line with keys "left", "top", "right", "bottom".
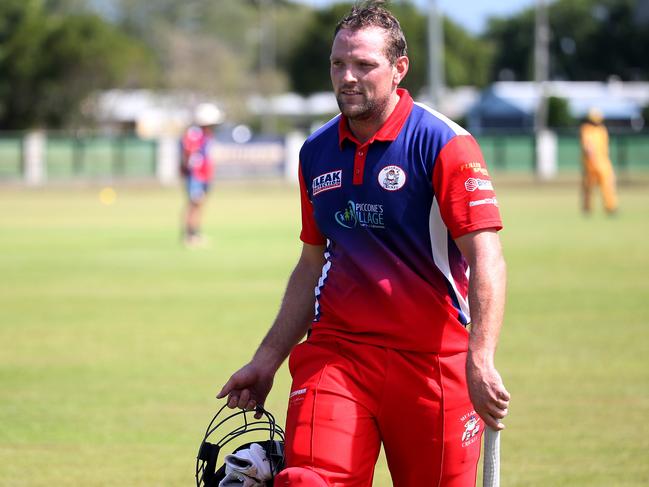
{"left": 642, "top": 104, "right": 649, "bottom": 127}
{"left": 485, "top": 0, "right": 649, "bottom": 82}
{"left": 484, "top": 10, "right": 535, "bottom": 81}
{"left": 286, "top": 3, "right": 350, "bottom": 95}
{"left": 443, "top": 17, "right": 494, "bottom": 89}
{"left": 111, "top": 0, "right": 313, "bottom": 121}
{"left": 546, "top": 96, "right": 575, "bottom": 128}
{"left": 0, "top": 0, "right": 159, "bottom": 129}
{"left": 286, "top": 0, "right": 493, "bottom": 95}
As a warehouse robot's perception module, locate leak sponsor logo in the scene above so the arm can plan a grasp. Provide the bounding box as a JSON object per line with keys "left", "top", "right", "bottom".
{"left": 464, "top": 177, "right": 494, "bottom": 192}
{"left": 335, "top": 200, "right": 384, "bottom": 229}
{"left": 460, "top": 411, "right": 481, "bottom": 447}
{"left": 312, "top": 170, "right": 342, "bottom": 196}
{"left": 378, "top": 165, "right": 406, "bottom": 191}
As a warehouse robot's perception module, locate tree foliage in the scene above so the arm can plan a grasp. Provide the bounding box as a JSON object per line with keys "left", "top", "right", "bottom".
{"left": 0, "top": 0, "right": 159, "bottom": 129}
{"left": 2, "top": 0, "right": 647, "bottom": 130}
{"left": 485, "top": 0, "right": 649, "bottom": 82}
{"left": 443, "top": 17, "right": 494, "bottom": 89}
{"left": 547, "top": 96, "right": 575, "bottom": 128}
{"left": 111, "top": 0, "right": 314, "bottom": 119}
{"left": 286, "top": 0, "right": 493, "bottom": 95}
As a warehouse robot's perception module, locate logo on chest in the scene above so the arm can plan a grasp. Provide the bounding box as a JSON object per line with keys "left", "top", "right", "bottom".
{"left": 312, "top": 170, "right": 342, "bottom": 196}
{"left": 335, "top": 200, "right": 385, "bottom": 229}
{"left": 378, "top": 165, "right": 407, "bottom": 191}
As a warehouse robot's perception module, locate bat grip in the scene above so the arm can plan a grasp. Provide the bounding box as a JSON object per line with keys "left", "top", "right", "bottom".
{"left": 483, "top": 427, "right": 500, "bottom": 487}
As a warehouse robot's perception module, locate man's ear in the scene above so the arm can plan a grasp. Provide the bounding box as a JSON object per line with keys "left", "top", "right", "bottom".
{"left": 393, "top": 56, "right": 409, "bottom": 85}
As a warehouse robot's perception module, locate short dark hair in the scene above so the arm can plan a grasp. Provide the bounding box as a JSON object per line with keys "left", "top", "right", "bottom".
{"left": 334, "top": 1, "right": 408, "bottom": 65}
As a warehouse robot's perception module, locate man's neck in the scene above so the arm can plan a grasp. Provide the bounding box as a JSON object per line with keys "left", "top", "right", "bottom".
{"left": 348, "top": 91, "right": 400, "bottom": 144}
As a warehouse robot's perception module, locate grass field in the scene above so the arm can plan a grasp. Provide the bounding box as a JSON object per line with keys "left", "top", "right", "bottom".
{"left": 1, "top": 177, "right": 648, "bottom": 486}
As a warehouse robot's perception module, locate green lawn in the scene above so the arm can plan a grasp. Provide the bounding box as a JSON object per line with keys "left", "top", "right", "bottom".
{"left": 1, "top": 177, "right": 648, "bottom": 486}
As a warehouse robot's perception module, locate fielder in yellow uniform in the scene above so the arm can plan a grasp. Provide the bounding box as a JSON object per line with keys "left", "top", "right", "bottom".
{"left": 580, "top": 107, "right": 618, "bottom": 215}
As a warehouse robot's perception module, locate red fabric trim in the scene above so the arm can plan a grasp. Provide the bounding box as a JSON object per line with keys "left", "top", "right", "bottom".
{"left": 299, "top": 164, "right": 326, "bottom": 245}
{"left": 352, "top": 147, "right": 368, "bottom": 185}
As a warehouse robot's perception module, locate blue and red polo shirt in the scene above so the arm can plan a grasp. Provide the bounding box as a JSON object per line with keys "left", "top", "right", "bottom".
{"left": 298, "top": 89, "right": 502, "bottom": 353}
{"left": 182, "top": 126, "right": 215, "bottom": 182}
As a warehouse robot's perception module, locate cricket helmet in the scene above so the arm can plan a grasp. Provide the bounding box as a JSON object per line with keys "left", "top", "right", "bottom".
{"left": 196, "top": 404, "right": 285, "bottom": 487}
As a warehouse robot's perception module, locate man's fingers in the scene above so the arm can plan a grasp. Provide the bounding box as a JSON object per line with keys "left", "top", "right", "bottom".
{"left": 237, "top": 389, "right": 251, "bottom": 409}
{"left": 497, "top": 388, "right": 511, "bottom": 402}
{"left": 489, "top": 406, "right": 508, "bottom": 419}
{"left": 216, "top": 375, "right": 239, "bottom": 399}
{"left": 483, "top": 412, "right": 506, "bottom": 431}
{"left": 227, "top": 394, "right": 239, "bottom": 409}
{"left": 216, "top": 382, "right": 229, "bottom": 399}
{"left": 486, "top": 396, "right": 509, "bottom": 419}
{"left": 494, "top": 397, "right": 509, "bottom": 408}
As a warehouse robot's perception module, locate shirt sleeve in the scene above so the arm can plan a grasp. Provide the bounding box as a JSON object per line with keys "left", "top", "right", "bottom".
{"left": 299, "top": 163, "right": 326, "bottom": 245}
{"left": 432, "top": 134, "right": 503, "bottom": 239}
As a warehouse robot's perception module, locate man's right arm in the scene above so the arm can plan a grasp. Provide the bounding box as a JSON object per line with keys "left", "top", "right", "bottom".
{"left": 216, "top": 242, "right": 326, "bottom": 412}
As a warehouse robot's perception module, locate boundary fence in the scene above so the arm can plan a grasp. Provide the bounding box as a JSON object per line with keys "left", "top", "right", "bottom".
{"left": 1, "top": 130, "right": 648, "bottom": 184}
{"left": 477, "top": 131, "right": 649, "bottom": 174}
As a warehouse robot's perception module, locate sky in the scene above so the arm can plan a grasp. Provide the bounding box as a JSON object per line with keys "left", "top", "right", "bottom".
{"left": 295, "top": 0, "right": 537, "bottom": 34}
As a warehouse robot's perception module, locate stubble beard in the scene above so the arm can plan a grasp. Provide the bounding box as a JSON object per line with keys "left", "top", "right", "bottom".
{"left": 336, "top": 90, "right": 390, "bottom": 122}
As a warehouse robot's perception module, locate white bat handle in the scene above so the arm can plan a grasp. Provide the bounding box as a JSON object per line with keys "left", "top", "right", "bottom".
{"left": 483, "top": 427, "right": 500, "bottom": 487}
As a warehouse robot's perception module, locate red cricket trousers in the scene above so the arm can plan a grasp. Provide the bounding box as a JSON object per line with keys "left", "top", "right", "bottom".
{"left": 275, "top": 332, "right": 483, "bottom": 486}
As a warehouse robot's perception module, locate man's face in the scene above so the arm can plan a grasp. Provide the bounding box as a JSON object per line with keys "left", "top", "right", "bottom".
{"left": 330, "top": 27, "right": 401, "bottom": 121}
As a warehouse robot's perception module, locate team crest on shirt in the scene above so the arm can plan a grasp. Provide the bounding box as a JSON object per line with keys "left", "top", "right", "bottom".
{"left": 460, "top": 411, "right": 481, "bottom": 447}
{"left": 312, "top": 170, "right": 342, "bottom": 196}
{"left": 378, "top": 165, "right": 406, "bottom": 191}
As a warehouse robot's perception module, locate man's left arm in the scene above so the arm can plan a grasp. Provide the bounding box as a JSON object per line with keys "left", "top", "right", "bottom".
{"left": 455, "top": 229, "right": 510, "bottom": 431}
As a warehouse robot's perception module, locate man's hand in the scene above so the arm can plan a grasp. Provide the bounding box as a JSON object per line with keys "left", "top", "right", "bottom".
{"left": 217, "top": 362, "right": 275, "bottom": 418}
{"left": 216, "top": 243, "right": 325, "bottom": 419}
{"left": 466, "top": 354, "right": 510, "bottom": 431}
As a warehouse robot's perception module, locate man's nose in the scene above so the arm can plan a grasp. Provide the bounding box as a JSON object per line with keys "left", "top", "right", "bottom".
{"left": 341, "top": 67, "right": 357, "bottom": 83}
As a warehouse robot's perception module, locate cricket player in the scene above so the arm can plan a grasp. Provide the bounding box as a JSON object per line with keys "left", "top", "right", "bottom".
{"left": 181, "top": 103, "right": 222, "bottom": 247}
{"left": 218, "top": 2, "right": 510, "bottom": 485}
{"left": 580, "top": 107, "right": 618, "bottom": 215}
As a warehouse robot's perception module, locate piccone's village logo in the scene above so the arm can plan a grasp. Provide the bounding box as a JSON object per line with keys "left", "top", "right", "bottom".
{"left": 335, "top": 201, "right": 358, "bottom": 228}
{"left": 335, "top": 200, "right": 385, "bottom": 229}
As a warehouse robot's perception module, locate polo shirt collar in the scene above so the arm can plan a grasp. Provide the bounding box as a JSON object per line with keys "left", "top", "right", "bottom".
{"left": 338, "top": 88, "right": 413, "bottom": 148}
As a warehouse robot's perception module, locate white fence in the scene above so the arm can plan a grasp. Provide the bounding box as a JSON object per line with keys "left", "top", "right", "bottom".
{"left": 0, "top": 131, "right": 307, "bottom": 185}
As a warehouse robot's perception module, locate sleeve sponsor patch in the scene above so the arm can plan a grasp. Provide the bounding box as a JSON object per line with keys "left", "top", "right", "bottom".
{"left": 469, "top": 197, "right": 498, "bottom": 207}
{"left": 464, "top": 177, "right": 493, "bottom": 192}
{"left": 460, "top": 161, "right": 490, "bottom": 176}
{"left": 432, "top": 135, "right": 503, "bottom": 239}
